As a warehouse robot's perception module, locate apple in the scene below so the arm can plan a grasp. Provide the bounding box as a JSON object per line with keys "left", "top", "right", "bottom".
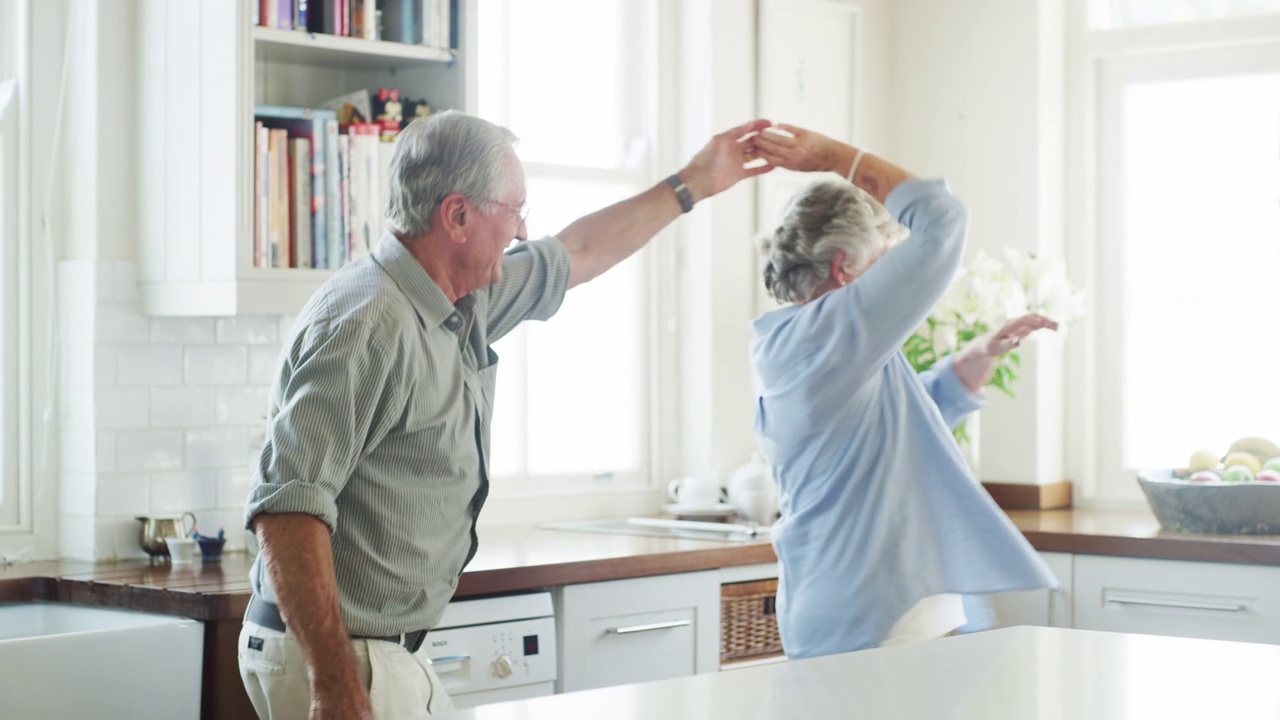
{"left": 1265, "top": 457, "right": 1280, "bottom": 473}
{"left": 1257, "top": 470, "right": 1280, "bottom": 483}
{"left": 1223, "top": 465, "right": 1255, "bottom": 483}
{"left": 1189, "top": 470, "right": 1220, "bottom": 483}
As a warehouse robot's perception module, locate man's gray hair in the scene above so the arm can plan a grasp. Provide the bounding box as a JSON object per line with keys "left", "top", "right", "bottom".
{"left": 385, "top": 110, "right": 518, "bottom": 237}
{"left": 758, "top": 179, "right": 908, "bottom": 304}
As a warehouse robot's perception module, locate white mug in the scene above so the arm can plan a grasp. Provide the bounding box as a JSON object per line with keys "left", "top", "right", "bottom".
{"left": 667, "top": 476, "right": 724, "bottom": 508}
{"left": 165, "top": 537, "right": 198, "bottom": 565}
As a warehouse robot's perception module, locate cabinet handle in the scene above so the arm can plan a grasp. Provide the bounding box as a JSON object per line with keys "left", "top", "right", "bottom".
{"left": 1105, "top": 594, "right": 1247, "bottom": 612}
{"left": 606, "top": 620, "right": 692, "bottom": 635}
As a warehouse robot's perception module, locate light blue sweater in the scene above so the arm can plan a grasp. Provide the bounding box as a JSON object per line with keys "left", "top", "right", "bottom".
{"left": 750, "top": 178, "right": 1058, "bottom": 659}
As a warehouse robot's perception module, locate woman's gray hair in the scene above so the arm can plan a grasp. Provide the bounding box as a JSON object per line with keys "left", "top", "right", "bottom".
{"left": 385, "top": 110, "right": 519, "bottom": 237}
{"left": 758, "top": 179, "right": 909, "bottom": 304}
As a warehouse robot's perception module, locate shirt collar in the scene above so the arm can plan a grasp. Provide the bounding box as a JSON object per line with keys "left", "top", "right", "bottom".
{"left": 372, "top": 233, "right": 458, "bottom": 330}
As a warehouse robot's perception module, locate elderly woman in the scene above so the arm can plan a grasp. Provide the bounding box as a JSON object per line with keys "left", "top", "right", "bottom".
{"left": 749, "top": 125, "right": 1060, "bottom": 660}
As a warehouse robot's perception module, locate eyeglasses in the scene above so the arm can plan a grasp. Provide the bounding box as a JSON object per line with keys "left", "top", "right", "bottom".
{"left": 487, "top": 200, "right": 530, "bottom": 226}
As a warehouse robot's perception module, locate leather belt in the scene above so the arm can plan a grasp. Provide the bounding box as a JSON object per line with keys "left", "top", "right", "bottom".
{"left": 245, "top": 595, "right": 428, "bottom": 654}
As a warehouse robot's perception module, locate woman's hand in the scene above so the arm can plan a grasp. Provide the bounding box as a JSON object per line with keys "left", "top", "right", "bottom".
{"left": 952, "top": 314, "right": 1059, "bottom": 393}
{"left": 751, "top": 124, "right": 849, "bottom": 174}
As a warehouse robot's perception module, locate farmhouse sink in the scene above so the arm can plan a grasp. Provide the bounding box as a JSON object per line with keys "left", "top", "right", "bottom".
{"left": 0, "top": 602, "right": 203, "bottom": 719}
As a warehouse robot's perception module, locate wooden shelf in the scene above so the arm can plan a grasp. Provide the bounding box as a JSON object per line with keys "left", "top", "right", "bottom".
{"left": 252, "top": 26, "right": 454, "bottom": 71}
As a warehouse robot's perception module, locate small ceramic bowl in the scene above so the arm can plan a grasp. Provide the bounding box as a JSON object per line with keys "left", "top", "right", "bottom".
{"left": 196, "top": 535, "right": 226, "bottom": 563}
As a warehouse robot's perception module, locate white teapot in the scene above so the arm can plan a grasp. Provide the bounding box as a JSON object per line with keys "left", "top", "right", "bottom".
{"left": 727, "top": 453, "right": 779, "bottom": 524}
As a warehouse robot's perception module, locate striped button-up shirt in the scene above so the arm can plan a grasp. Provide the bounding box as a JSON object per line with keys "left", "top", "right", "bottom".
{"left": 245, "top": 233, "right": 571, "bottom": 637}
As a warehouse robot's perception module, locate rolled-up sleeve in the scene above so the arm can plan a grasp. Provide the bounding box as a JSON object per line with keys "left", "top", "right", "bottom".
{"left": 483, "top": 237, "right": 572, "bottom": 343}
{"left": 918, "top": 355, "right": 984, "bottom": 429}
{"left": 245, "top": 320, "right": 406, "bottom": 534}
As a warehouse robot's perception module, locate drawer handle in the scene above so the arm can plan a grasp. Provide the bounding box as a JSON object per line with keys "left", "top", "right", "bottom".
{"left": 427, "top": 654, "right": 472, "bottom": 665}
{"left": 606, "top": 620, "right": 692, "bottom": 635}
{"left": 1105, "top": 595, "right": 1247, "bottom": 612}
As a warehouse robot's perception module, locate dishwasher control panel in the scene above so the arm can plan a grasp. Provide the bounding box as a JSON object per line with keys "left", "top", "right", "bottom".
{"left": 418, "top": 592, "right": 557, "bottom": 699}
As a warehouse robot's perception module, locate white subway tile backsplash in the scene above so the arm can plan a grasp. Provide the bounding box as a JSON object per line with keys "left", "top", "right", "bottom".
{"left": 217, "top": 467, "right": 252, "bottom": 509}
{"left": 95, "top": 387, "right": 150, "bottom": 429}
{"left": 97, "top": 515, "right": 148, "bottom": 561}
{"left": 278, "top": 315, "right": 297, "bottom": 339}
{"left": 152, "top": 387, "right": 217, "bottom": 427}
{"left": 60, "top": 428, "right": 97, "bottom": 473}
{"left": 216, "top": 387, "right": 268, "bottom": 426}
{"left": 151, "top": 317, "right": 216, "bottom": 344}
{"left": 116, "top": 345, "right": 184, "bottom": 386}
{"left": 185, "top": 346, "right": 248, "bottom": 385}
{"left": 217, "top": 316, "right": 278, "bottom": 345}
{"left": 54, "top": 259, "right": 295, "bottom": 558}
{"left": 96, "top": 302, "right": 150, "bottom": 343}
{"left": 58, "top": 515, "right": 97, "bottom": 561}
{"left": 186, "top": 428, "right": 249, "bottom": 469}
{"left": 59, "top": 472, "right": 96, "bottom": 517}
{"left": 96, "top": 349, "right": 116, "bottom": 386}
{"left": 96, "top": 472, "right": 151, "bottom": 517}
{"left": 150, "top": 470, "right": 217, "bottom": 516}
{"left": 96, "top": 431, "right": 116, "bottom": 473}
{"left": 116, "top": 430, "right": 184, "bottom": 472}
{"left": 248, "top": 347, "right": 281, "bottom": 385}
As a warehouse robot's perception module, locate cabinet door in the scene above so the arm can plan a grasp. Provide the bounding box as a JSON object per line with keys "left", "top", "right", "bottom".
{"left": 1074, "top": 554, "right": 1280, "bottom": 644}
{"left": 556, "top": 571, "right": 719, "bottom": 693}
{"left": 988, "top": 551, "right": 1074, "bottom": 629}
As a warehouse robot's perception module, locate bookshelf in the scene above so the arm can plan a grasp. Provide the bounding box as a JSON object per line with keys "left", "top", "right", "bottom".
{"left": 137, "top": 0, "right": 470, "bottom": 316}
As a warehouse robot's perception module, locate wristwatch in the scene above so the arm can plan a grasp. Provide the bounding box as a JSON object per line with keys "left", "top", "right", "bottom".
{"left": 665, "top": 174, "right": 695, "bottom": 213}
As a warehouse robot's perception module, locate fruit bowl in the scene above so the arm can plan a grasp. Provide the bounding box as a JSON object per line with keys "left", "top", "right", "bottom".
{"left": 1138, "top": 469, "right": 1280, "bottom": 535}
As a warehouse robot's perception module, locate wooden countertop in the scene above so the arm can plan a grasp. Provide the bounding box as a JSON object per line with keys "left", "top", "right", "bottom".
{"left": 5, "top": 507, "right": 1280, "bottom": 621}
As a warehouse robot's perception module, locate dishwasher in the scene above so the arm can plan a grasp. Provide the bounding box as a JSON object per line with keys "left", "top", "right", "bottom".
{"left": 417, "top": 591, "right": 558, "bottom": 708}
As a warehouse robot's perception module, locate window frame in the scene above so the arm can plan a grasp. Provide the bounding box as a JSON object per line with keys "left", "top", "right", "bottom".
{"left": 467, "top": 0, "right": 676, "bottom": 498}
{"left": 0, "top": 0, "right": 55, "bottom": 559}
{"left": 1066, "top": 2, "right": 1280, "bottom": 502}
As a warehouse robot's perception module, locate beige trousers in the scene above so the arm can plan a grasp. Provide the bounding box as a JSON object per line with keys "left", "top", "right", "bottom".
{"left": 238, "top": 621, "right": 454, "bottom": 720}
{"left": 879, "top": 593, "right": 967, "bottom": 646}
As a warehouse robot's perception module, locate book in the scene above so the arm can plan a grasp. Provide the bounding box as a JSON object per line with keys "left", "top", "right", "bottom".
{"left": 289, "top": 138, "right": 313, "bottom": 268}
{"left": 382, "top": 0, "right": 416, "bottom": 44}
{"left": 268, "top": 129, "right": 291, "bottom": 268}
{"left": 255, "top": 105, "right": 335, "bottom": 269}
{"left": 324, "top": 117, "right": 342, "bottom": 270}
{"left": 254, "top": 122, "right": 270, "bottom": 268}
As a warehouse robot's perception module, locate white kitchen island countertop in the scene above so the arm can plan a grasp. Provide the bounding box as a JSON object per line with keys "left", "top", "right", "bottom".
{"left": 440, "top": 626, "right": 1280, "bottom": 719}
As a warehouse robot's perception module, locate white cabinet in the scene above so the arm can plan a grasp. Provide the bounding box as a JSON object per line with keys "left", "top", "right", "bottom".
{"left": 988, "top": 551, "right": 1074, "bottom": 629}
{"left": 555, "top": 571, "right": 721, "bottom": 693}
{"left": 136, "top": 0, "right": 470, "bottom": 316}
{"left": 1073, "top": 554, "right": 1280, "bottom": 644}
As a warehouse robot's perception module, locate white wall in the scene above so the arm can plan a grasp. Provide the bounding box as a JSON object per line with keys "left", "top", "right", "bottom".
{"left": 887, "top": 0, "right": 1068, "bottom": 485}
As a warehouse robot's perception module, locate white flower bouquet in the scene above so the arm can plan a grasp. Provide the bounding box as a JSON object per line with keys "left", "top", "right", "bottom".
{"left": 902, "top": 249, "right": 1086, "bottom": 444}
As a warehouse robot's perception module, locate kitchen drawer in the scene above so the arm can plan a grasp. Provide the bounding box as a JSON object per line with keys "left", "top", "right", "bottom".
{"left": 989, "top": 551, "right": 1074, "bottom": 629}
{"left": 1073, "top": 554, "right": 1280, "bottom": 644}
{"left": 555, "top": 571, "right": 720, "bottom": 693}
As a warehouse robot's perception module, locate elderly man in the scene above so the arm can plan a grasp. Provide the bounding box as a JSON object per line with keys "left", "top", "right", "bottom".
{"left": 239, "top": 110, "right": 772, "bottom": 719}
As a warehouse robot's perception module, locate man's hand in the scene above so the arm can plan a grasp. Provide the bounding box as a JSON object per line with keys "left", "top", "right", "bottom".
{"left": 750, "top": 123, "right": 846, "bottom": 174}
{"left": 952, "top": 313, "right": 1059, "bottom": 393}
{"left": 679, "top": 119, "right": 776, "bottom": 203}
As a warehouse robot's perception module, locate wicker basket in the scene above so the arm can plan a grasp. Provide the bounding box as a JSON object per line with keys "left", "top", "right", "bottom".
{"left": 720, "top": 578, "right": 784, "bottom": 664}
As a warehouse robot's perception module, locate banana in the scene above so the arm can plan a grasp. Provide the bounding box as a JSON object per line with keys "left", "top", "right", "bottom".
{"left": 1224, "top": 452, "right": 1263, "bottom": 475}
{"left": 1225, "top": 437, "right": 1280, "bottom": 464}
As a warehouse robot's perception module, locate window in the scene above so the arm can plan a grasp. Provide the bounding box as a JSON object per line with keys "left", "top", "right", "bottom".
{"left": 476, "top": 0, "right": 659, "bottom": 488}
{"left": 1078, "top": 8, "right": 1280, "bottom": 499}
{"left": 0, "top": 0, "right": 53, "bottom": 558}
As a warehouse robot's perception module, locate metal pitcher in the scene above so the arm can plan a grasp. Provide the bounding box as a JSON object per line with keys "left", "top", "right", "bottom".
{"left": 135, "top": 512, "right": 197, "bottom": 557}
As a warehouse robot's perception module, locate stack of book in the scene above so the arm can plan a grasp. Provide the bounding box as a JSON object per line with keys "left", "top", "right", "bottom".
{"left": 253, "top": 106, "right": 394, "bottom": 270}
{"left": 255, "top": 0, "right": 454, "bottom": 48}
